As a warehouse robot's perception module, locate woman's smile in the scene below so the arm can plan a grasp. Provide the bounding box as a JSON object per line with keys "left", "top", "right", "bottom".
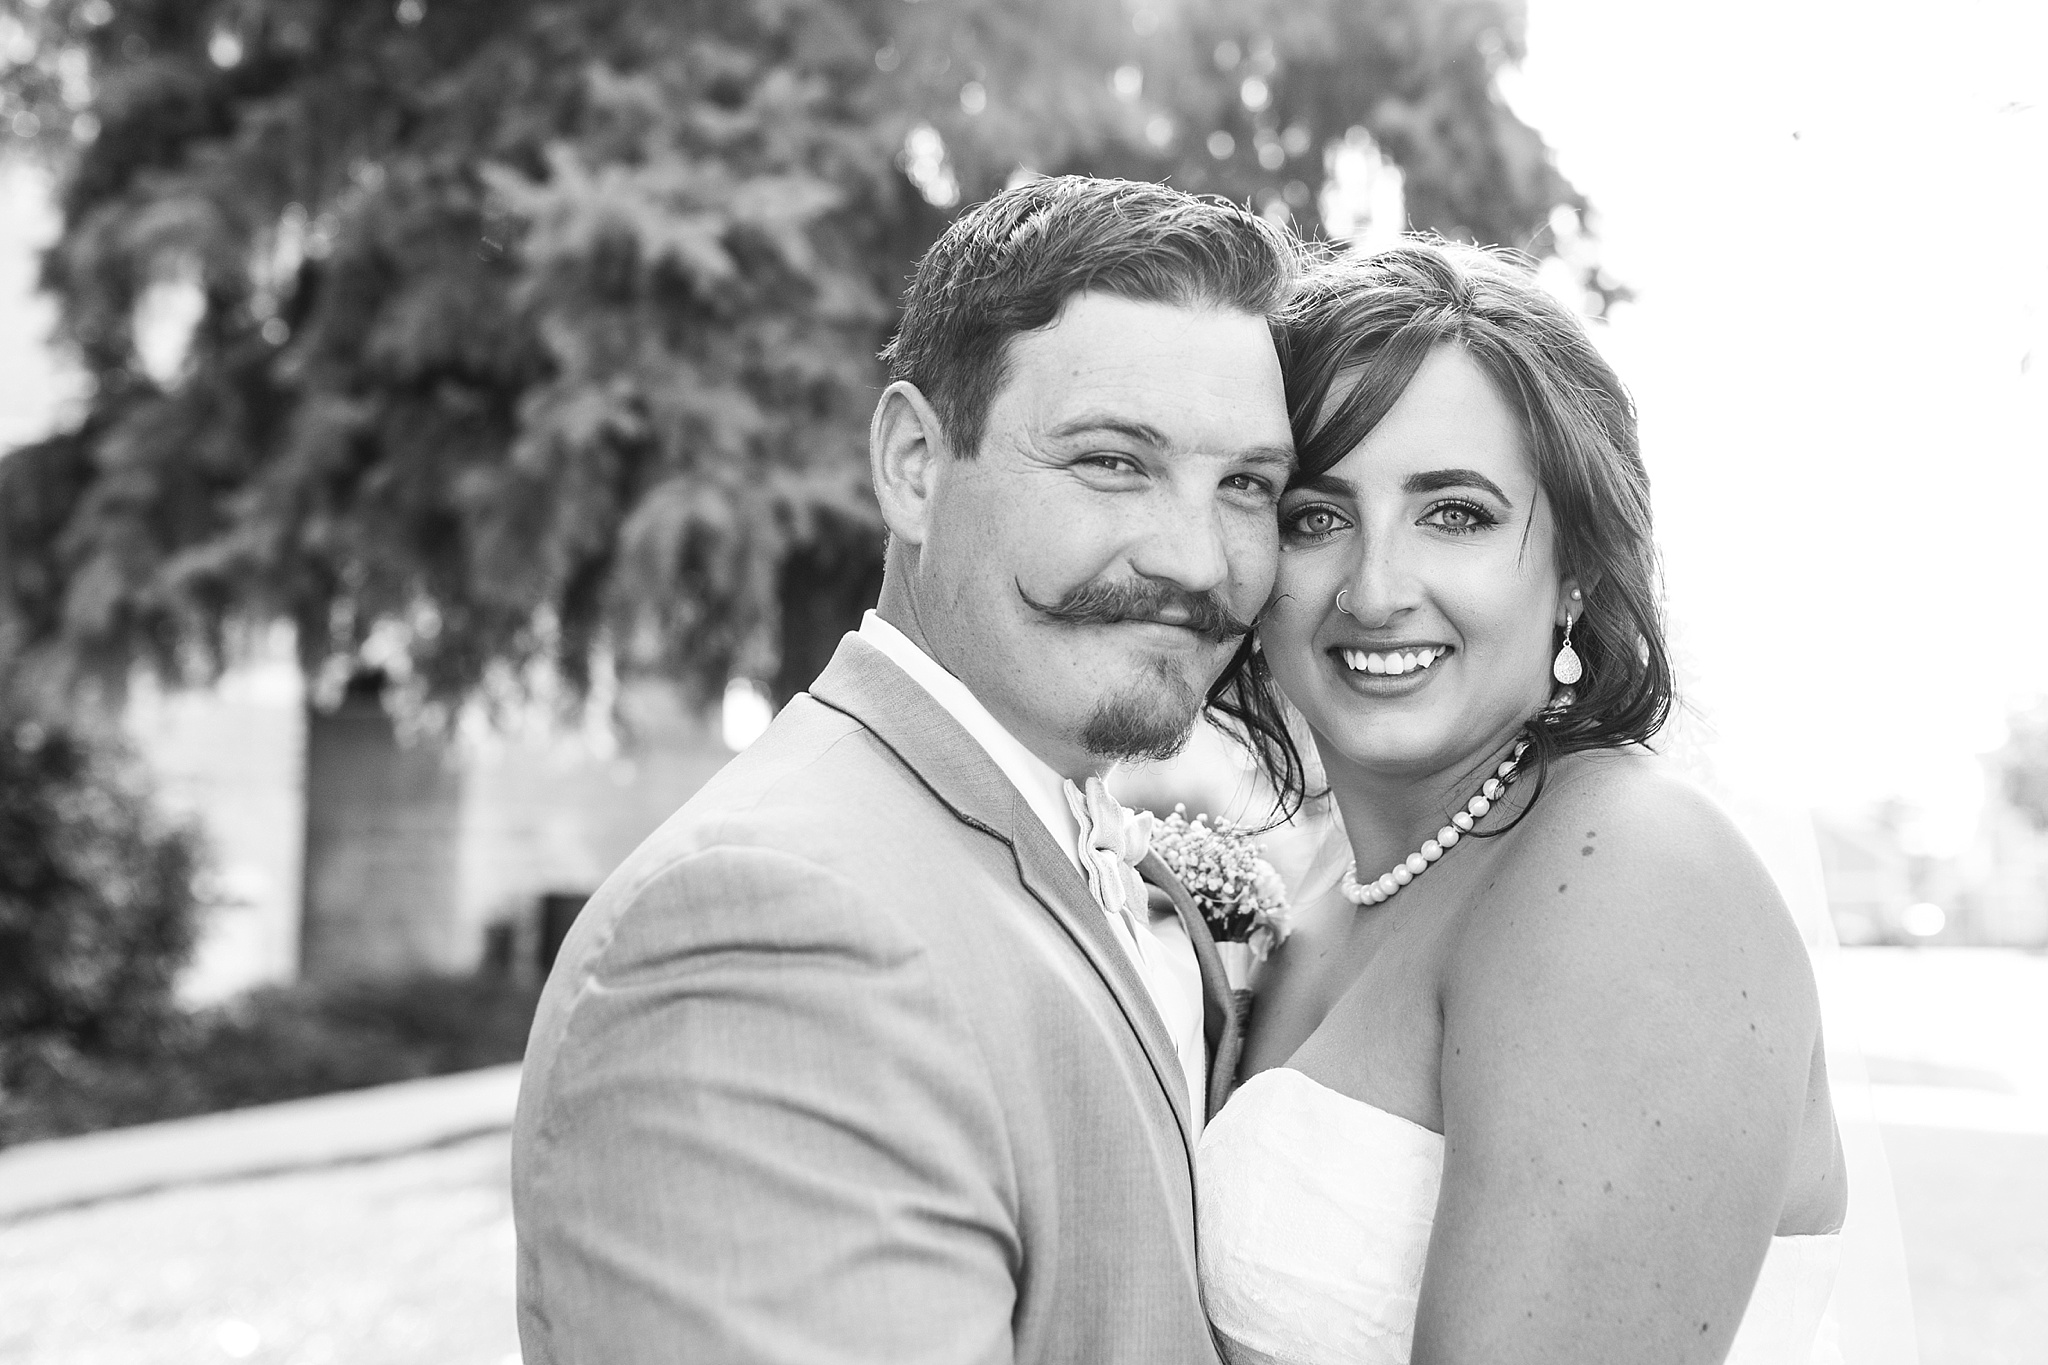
{"left": 1327, "top": 643, "right": 1453, "bottom": 693}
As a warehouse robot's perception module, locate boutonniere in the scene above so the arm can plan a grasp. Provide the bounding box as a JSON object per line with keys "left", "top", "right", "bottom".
{"left": 1149, "top": 805, "right": 1294, "bottom": 994}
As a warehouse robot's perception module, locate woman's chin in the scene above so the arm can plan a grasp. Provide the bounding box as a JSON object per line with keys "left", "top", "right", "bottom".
{"left": 1310, "top": 715, "right": 1462, "bottom": 783}
{"left": 1307, "top": 699, "right": 1542, "bottom": 786}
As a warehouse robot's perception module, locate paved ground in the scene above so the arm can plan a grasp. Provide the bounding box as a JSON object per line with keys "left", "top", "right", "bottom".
{"left": 0, "top": 1066, "right": 521, "bottom": 1222}
{"left": 1889, "top": 1125, "right": 2048, "bottom": 1365}
{"left": 1831, "top": 949, "right": 2048, "bottom": 1365}
{"left": 0, "top": 948, "right": 2041, "bottom": 1364}
{"left": 6, "top": 1123, "right": 2037, "bottom": 1365}
{"left": 0, "top": 1134, "right": 519, "bottom": 1365}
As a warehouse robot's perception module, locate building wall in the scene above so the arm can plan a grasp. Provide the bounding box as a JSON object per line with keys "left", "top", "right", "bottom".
{"left": 452, "top": 680, "right": 736, "bottom": 976}
{"left": 133, "top": 645, "right": 740, "bottom": 996}
{"left": 125, "top": 638, "right": 306, "bottom": 1004}
{"left": 1961, "top": 803, "right": 2048, "bottom": 948}
{"left": 1813, "top": 818, "right": 1913, "bottom": 946}
{"left": 299, "top": 674, "right": 468, "bottom": 981}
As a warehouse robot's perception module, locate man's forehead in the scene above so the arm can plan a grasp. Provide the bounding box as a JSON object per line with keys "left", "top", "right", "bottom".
{"left": 1025, "top": 288, "right": 1271, "bottom": 352}
{"left": 996, "top": 293, "right": 1290, "bottom": 444}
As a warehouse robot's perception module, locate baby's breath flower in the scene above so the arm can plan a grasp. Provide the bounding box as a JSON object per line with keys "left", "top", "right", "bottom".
{"left": 1150, "top": 805, "right": 1293, "bottom": 962}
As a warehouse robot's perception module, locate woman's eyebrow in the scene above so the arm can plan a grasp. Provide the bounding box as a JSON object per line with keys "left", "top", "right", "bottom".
{"left": 1403, "top": 467, "right": 1513, "bottom": 506}
{"left": 1288, "top": 471, "right": 1353, "bottom": 497}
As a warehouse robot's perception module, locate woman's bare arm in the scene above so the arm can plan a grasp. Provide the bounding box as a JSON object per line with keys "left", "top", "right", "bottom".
{"left": 1412, "top": 764, "right": 1820, "bottom": 1365}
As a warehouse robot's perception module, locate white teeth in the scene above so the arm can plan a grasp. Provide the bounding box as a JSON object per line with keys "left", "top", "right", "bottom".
{"left": 1341, "top": 646, "right": 1447, "bottom": 674}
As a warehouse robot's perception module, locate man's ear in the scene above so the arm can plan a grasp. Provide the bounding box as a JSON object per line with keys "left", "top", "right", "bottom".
{"left": 870, "top": 381, "right": 949, "bottom": 548}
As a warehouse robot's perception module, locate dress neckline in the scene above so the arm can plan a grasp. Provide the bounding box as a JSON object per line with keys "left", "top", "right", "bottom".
{"left": 1230, "top": 1068, "right": 1844, "bottom": 1248}
{"left": 1234, "top": 1065, "right": 1444, "bottom": 1140}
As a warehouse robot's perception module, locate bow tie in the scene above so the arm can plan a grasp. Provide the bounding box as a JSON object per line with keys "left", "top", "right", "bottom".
{"left": 1064, "top": 775, "right": 1155, "bottom": 922}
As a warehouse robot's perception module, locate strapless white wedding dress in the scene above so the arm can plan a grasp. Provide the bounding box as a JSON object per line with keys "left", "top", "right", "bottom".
{"left": 1197, "top": 1067, "right": 1844, "bottom": 1365}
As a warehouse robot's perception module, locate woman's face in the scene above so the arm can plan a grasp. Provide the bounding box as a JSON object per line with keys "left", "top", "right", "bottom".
{"left": 1262, "top": 343, "right": 1573, "bottom": 786}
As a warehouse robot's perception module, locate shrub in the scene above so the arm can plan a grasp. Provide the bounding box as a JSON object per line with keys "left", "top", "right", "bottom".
{"left": 0, "top": 972, "right": 541, "bottom": 1146}
{"left": 0, "top": 711, "right": 202, "bottom": 1073}
{"left": 0, "top": 704, "right": 542, "bottom": 1148}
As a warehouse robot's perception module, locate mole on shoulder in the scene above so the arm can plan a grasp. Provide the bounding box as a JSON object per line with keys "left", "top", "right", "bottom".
{"left": 1557, "top": 883, "right": 1567, "bottom": 893}
{"left": 1580, "top": 845, "right": 1594, "bottom": 856}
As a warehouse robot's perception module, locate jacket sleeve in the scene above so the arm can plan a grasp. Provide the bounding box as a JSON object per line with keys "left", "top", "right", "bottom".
{"left": 513, "top": 844, "right": 1020, "bottom": 1365}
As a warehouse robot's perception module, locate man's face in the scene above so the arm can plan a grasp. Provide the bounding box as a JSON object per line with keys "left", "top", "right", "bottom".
{"left": 910, "top": 292, "right": 1294, "bottom": 778}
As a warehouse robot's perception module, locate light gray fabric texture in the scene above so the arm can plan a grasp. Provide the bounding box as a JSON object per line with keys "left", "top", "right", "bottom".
{"left": 512, "top": 633, "right": 1234, "bottom": 1365}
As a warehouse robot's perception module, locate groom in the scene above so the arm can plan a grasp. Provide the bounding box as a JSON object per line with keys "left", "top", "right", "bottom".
{"left": 512, "top": 176, "right": 1299, "bottom": 1364}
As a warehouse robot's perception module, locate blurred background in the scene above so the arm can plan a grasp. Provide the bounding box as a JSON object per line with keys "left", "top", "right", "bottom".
{"left": 0, "top": 1, "right": 2041, "bottom": 1362}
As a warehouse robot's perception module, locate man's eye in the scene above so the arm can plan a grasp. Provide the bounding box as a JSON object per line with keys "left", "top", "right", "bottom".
{"left": 1223, "top": 473, "right": 1276, "bottom": 498}
{"left": 1077, "top": 454, "right": 1140, "bottom": 474}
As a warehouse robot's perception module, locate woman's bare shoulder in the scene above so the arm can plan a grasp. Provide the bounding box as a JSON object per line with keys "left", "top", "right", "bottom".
{"left": 1445, "top": 750, "right": 1818, "bottom": 1035}
{"left": 1495, "top": 751, "right": 1789, "bottom": 919}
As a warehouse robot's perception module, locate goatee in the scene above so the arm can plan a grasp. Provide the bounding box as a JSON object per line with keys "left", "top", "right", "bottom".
{"left": 1079, "top": 656, "right": 1203, "bottom": 763}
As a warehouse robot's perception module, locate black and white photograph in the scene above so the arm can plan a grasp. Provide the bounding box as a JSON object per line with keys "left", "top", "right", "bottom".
{"left": 0, "top": 1, "right": 2041, "bottom": 1362}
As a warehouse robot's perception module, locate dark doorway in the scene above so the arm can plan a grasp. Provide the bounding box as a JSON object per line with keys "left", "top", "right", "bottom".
{"left": 538, "top": 891, "right": 591, "bottom": 977}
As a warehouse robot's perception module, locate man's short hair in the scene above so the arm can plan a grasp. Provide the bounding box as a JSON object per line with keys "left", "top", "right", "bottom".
{"left": 880, "top": 176, "right": 1303, "bottom": 458}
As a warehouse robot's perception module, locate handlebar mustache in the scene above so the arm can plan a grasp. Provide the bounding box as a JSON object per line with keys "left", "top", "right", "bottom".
{"left": 1016, "top": 577, "right": 1253, "bottom": 645}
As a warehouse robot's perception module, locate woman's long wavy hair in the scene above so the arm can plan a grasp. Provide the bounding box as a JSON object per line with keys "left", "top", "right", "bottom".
{"left": 1207, "top": 240, "right": 1676, "bottom": 824}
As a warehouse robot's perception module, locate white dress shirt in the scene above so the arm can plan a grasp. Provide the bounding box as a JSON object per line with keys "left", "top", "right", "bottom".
{"left": 857, "top": 612, "right": 1207, "bottom": 1129}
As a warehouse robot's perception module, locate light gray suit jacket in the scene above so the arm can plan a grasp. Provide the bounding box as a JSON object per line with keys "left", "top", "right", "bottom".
{"left": 512, "top": 634, "right": 1239, "bottom": 1364}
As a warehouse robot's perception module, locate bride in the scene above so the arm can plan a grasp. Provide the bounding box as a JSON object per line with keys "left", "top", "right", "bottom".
{"left": 1199, "top": 242, "right": 1849, "bottom": 1364}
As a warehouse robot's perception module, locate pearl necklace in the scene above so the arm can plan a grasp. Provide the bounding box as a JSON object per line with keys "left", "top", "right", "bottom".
{"left": 1340, "top": 738, "right": 1531, "bottom": 907}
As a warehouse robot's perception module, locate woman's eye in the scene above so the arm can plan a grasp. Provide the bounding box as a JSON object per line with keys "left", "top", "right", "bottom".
{"left": 1283, "top": 504, "right": 1349, "bottom": 540}
{"left": 1422, "top": 500, "right": 1495, "bottom": 534}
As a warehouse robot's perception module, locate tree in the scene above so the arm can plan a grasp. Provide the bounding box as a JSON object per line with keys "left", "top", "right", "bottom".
{"left": 1994, "top": 701, "right": 2048, "bottom": 832}
{"left": 0, "top": 0, "right": 1594, "bottom": 712}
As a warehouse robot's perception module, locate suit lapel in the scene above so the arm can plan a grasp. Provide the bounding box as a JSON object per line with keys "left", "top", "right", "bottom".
{"left": 806, "top": 634, "right": 1198, "bottom": 1159}
{"left": 1140, "top": 853, "right": 1241, "bottom": 1121}
{"left": 1008, "top": 813, "right": 1194, "bottom": 1146}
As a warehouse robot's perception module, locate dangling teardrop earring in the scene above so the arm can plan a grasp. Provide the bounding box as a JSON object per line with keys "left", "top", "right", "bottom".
{"left": 1552, "top": 612, "right": 1584, "bottom": 686}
